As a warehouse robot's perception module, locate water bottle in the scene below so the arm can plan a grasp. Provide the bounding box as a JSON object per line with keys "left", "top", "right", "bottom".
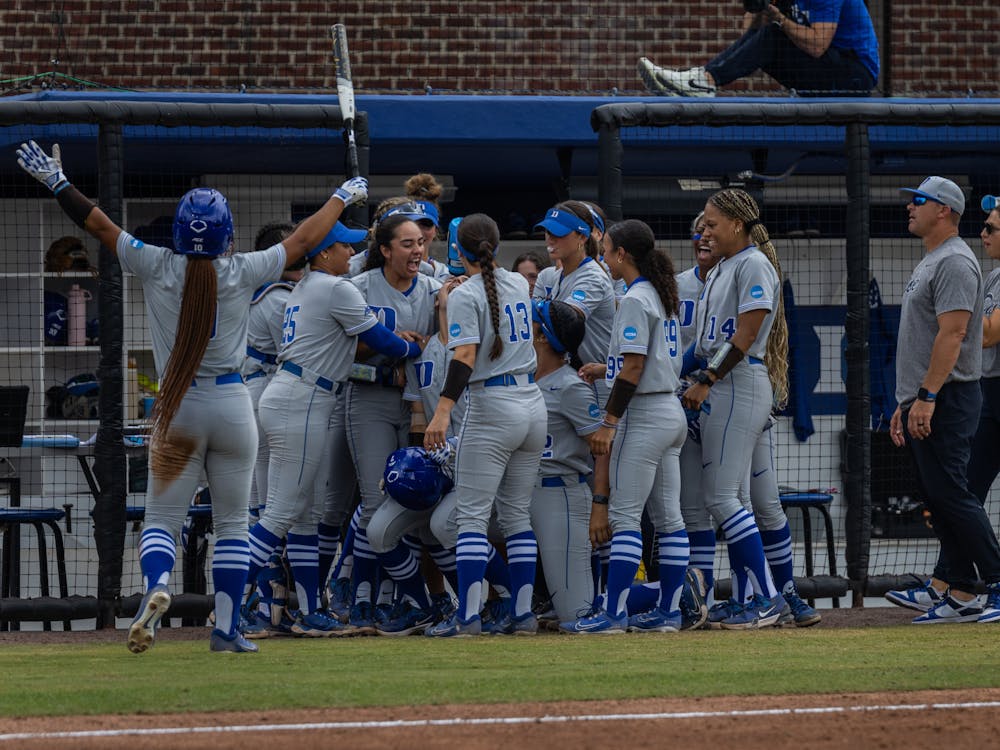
{"left": 67, "top": 284, "right": 91, "bottom": 346}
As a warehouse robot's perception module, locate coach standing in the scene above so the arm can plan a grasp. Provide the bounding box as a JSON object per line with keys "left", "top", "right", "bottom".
{"left": 890, "top": 176, "right": 1000, "bottom": 624}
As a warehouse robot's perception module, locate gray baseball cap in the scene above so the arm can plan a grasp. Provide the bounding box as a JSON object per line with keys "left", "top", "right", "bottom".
{"left": 900, "top": 176, "right": 965, "bottom": 216}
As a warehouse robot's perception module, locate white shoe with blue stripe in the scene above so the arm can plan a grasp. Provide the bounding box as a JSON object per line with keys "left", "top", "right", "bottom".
{"left": 912, "top": 594, "right": 983, "bottom": 624}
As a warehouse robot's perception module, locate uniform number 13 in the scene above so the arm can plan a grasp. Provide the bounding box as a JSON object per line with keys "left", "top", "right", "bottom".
{"left": 504, "top": 302, "right": 531, "bottom": 343}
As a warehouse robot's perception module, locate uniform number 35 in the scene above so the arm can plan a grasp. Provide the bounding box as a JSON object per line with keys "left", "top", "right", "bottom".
{"left": 282, "top": 305, "right": 300, "bottom": 345}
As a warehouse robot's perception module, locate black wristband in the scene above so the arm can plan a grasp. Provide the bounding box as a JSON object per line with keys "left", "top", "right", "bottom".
{"left": 55, "top": 184, "right": 96, "bottom": 230}
{"left": 592, "top": 494, "right": 609, "bottom": 506}
{"left": 605, "top": 377, "right": 638, "bottom": 419}
{"left": 441, "top": 359, "right": 472, "bottom": 402}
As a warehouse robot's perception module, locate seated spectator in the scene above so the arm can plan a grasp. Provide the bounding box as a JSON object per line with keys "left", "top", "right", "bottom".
{"left": 511, "top": 250, "right": 550, "bottom": 296}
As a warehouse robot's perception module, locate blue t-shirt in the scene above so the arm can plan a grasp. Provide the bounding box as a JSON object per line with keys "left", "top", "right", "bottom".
{"left": 794, "top": 0, "right": 879, "bottom": 82}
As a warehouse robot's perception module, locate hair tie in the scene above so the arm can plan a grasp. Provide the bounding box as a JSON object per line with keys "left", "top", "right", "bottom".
{"left": 744, "top": 218, "right": 762, "bottom": 230}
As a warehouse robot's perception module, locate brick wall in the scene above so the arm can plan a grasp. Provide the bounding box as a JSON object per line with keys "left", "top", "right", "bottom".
{"left": 1, "top": 2, "right": 997, "bottom": 97}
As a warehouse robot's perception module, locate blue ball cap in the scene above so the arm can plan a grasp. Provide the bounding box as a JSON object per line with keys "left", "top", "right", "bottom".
{"left": 306, "top": 222, "right": 368, "bottom": 260}
{"left": 983, "top": 195, "right": 1000, "bottom": 213}
{"left": 385, "top": 201, "right": 439, "bottom": 226}
{"left": 534, "top": 207, "right": 591, "bottom": 238}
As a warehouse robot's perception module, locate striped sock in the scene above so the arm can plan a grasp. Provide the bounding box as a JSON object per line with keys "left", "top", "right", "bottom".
{"left": 379, "top": 541, "right": 431, "bottom": 610}
{"left": 455, "top": 532, "right": 489, "bottom": 622}
{"left": 317, "top": 522, "right": 341, "bottom": 589}
{"left": 351, "top": 526, "right": 377, "bottom": 603}
{"left": 212, "top": 538, "right": 250, "bottom": 636}
{"left": 483, "top": 543, "right": 511, "bottom": 599}
{"left": 505, "top": 530, "right": 538, "bottom": 619}
{"left": 332, "top": 507, "right": 360, "bottom": 582}
{"left": 138, "top": 526, "right": 176, "bottom": 590}
{"left": 656, "top": 530, "right": 689, "bottom": 615}
{"left": 606, "top": 530, "right": 643, "bottom": 617}
{"left": 427, "top": 544, "right": 459, "bottom": 593}
{"left": 247, "top": 522, "right": 282, "bottom": 591}
{"left": 687, "top": 528, "right": 717, "bottom": 602}
{"left": 721, "top": 508, "right": 778, "bottom": 600}
{"left": 286, "top": 532, "right": 320, "bottom": 615}
{"left": 761, "top": 522, "right": 795, "bottom": 595}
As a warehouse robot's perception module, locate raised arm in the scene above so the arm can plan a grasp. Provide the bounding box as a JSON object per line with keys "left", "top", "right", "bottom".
{"left": 280, "top": 176, "right": 368, "bottom": 266}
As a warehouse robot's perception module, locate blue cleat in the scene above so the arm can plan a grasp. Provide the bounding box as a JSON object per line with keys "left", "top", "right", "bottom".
{"left": 292, "top": 609, "right": 358, "bottom": 637}
{"left": 559, "top": 608, "right": 627, "bottom": 635}
{"left": 628, "top": 606, "right": 681, "bottom": 633}
{"left": 480, "top": 598, "right": 512, "bottom": 634}
{"left": 348, "top": 601, "right": 378, "bottom": 635}
{"left": 127, "top": 584, "right": 171, "bottom": 654}
{"left": 376, "top": 600, "right": 435, "bottom": 637}
{"left": 780, "top": 591, "right": 822, "bottom": 627}
{"left": 680, "top": 567, "right": 708, "bottom": 631}
{"left": 706, "top": 598, "right": 742, "bottom": 629}
{"left": 424, "top": 614, "right": 483, "bottom": 637}
{"left": 491, "top": 611, "right": 538, "bottom": 636}
{"left": 720, "top": 593, "right": 786, "bottom": 630}
{"left": 327, "top": 577, "right": 352, "bottom": 622}
{"left": 210, "top": 629, "right": 259, "bottom": 653}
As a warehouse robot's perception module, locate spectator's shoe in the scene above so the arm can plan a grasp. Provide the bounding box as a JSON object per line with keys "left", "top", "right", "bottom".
{"left": 884, "top": 580, "right": 945, "bottom": 612}
{"left": 327, "top": 577, "right": 352, "bottom": 622}
{"left": 480, "top": 598, "right": 512, "bottom": 635}
{"left": 781, "top": 591, "right": 822, "bottom": 627}
{"left": 209, "top": 629, "right": 259, "bottom": 653}
{"left": 912, "top": 594, "right": 983, "bottom": 624}
{"left": 491, "top": 611, "right": 539, "bottom": 636}
{"left": 430, "top": 591, "right": 456, "bottom": 623}
{"left": 348, "top": 602, "right": 379, "bottom": 636}
{"left": 720, "top": 594, "right": 786, "bottom": 630}
{"left": 292, "top": 609, "right": 358, "bottom": 637}
{"left": 127, "top": 584, "right": 171, "bottom": 654}
{"left": 628, "top": 606, "right": 681, "bottom": 633}
{"left": 680, "top": 567, "right": 708, "bottom": 631}
{"left": 266, "top": 609, "right": 298, "bottom": 637}
{"left": 706, "top": 598, "right": 743, "bottom": 629}
{"left": 424, "top": 614, "right": 483, "bottom": 638}
{"left": 638, "top": 58, "right": 716, "bottom": 97}
{"left": 559, "top": 608, "right": 627, "bottom": 635}
{"left": 376, "top": 600, "right": 436, "bottom": 636}
{"left": 978, "top": 583, "right": 1000, "bottom": 623}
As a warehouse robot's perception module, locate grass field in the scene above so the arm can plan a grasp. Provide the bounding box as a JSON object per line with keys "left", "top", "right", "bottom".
{"left": 4, "top": 624, "right": 1000, "bottom": 718}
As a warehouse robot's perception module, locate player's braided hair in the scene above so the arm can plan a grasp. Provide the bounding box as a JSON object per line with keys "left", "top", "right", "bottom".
{"left": 707, "top": 188, "right": 789, "bottom": 409}
{"left": 457, "top": 213, "right": 504, "bottom": 361}
{"left": 607, "top": 219, "right": 679, "bottom": 317}
{"left": 151, "top": 257, "right": 217, "bottom": 444}
{"left": 545, "top": 299, "right": 586, "bottom": 371}
{"left": 363, "top": 213, "right": 416, "bottom": 273}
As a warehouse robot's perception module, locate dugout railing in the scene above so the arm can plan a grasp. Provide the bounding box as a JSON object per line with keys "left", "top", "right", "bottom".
{"left": 593, "top": 100, "right": 1000, "bottom": 604}
{"left": 0, "top": 100, "right": 368, "bottom": 628}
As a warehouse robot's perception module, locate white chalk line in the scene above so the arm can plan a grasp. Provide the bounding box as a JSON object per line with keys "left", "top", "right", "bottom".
{"left": 3, "top": 700, "right": 1000, "bottom": 742}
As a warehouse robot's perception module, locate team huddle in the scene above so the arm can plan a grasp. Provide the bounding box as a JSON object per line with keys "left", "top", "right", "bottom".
{"left": 16, "top": 140, "right": 822, "bottom": 653}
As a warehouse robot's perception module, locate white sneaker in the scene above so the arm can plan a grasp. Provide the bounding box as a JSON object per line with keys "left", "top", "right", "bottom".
{"left": 911, "top": 594, "right": 983, "bottom": 624}
{"left": 638, "top": 58, "right": 716, "bottom": 97}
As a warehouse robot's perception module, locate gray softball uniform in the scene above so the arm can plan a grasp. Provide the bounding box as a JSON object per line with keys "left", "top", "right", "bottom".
{"left": 405, "top": 333, "right": 468, "bottom": 439}
{"left": 694, "top": 246, "right": 780, "bottom": 524}
{"left": 317, "top": 388, "right": 357, "bottom": 533}
{"left": 744, "top": 416, "right": 787, "bottom": 532}
{"left": 346, "top": 270, "right": 442, "bottom": 527}
{"left": 116, "top": 232, "right": 285, "bottom": 541}
{"left": 531, "top": 365, "right": 602, "bottom": 622}
{"left": 895, "top": 236, "right": 983, "bottom": 407}
{"left": 257, "top": 270, "right": 378, "bottom": 538}
{"left": 348, "top": 251, "right": 436, "bottom": 279}
{"left": 449, "top": 269, "right": 546, "bottom": 538}
{"left": 985, "top": 268, "right": 1000, "bottom": 378}
{"left": 534, "top": 257, "right": 616, "bottom": 368}
{"left": 606, "top": 279, "right": 687, "bottom": 535}
{"left": 243, "top": 281, "right": 294, "bottom": 513}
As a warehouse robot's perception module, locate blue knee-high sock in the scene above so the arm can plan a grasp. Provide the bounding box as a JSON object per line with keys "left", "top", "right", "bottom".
{"left": 351, "top": 526, "right": 378, "bottom": 603}
{"left": 332, "top": 508, "right": 360, "bottom": 582}
{"left": 247, "top": 522, "right": 283, "bottom": 593}
{"left": 483, "top": 543, "right": 511, "bottom": 599}
{"left": 688, "top": 528, "right": 717, "bottom": 600}
{"left": 626, "top": 581, "right": 660, "bottom": 614}
{"left": 213, "top": 538, "right": 250, "bottom": 637}
{"left": 455, "top": 532, "right": 489, "bottom": 622}
{"left": 317, "top": 522, "right": 341, "bottom": 588}
{"left": 656, "top": 530, "right": 689, "bottom": 615}
{"left": 761, "top": 522, "right": 795, "bottom": 595}
{"left": 505, "top": 530, "right": 538, "bottom": 619}
{"left": 286, "top": 532, "right": 320, "bottom": 615}
{"left": 721, "top": 508, "right": 777, "bottom": 600}
{"left": 606, "top": 530, "right": 644, "bottom": 617}
{"left": 138, "top": 527, "right": 176, "bottom": 590}
{"left": 378, "top": 541, "right": 431, "bottom": 610}
{"left": 427, "top": 544, "right": 459, "bottom": 593}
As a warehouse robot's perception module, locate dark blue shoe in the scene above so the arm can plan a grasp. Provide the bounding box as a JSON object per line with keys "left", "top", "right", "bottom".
{"left": 782, "top": 591, "right": 822, "bottom": 627}
{"left": 348, "top": 601, "right": 378, "bottom": 635}
{"left": 292, "top": 609, "right": 359, "bottom": 637}
{"left": 680, "top": 567, "right": 708, "bottom": 631}
{"left": 480, "top": 598, "right": 511, "bottom": 634}
{"left": 627, "top": 606, "right": 681, "bottom": 633}
{"left": 706, "top": 598, "right": 742, "bottom": 630}
{"left": 424, "top": 614, "right": 482, "bottom": 638}
{"left": 559, "top": 608, "right": 627, "bottom": 635}
{"left": 491, "top": 611, "right": 538, "bottom": 636}
{"left": 376, "top": 600, "right": 435, "bottom": 636}
{"left": 210, "top": 629, "right": 259, "bottom": 653}
{"left": 327, "top": 577, "right": 352, "bottom": 622}
{"left": 430, "top": 591, "right": 456, "bottom": 623}
{"left": 720, "top": 593, "right": 786, "bottom": 630}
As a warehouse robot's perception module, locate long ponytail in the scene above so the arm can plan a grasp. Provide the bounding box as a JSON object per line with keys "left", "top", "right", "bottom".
{"left": 457, "top": 214, "right": 504, "bottom": 360}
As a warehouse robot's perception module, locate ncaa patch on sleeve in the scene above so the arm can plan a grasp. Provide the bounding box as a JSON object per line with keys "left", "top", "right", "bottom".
{"left": 129, "top": 238, "right": 144, "bottom": 249}
{"left": 572, "top": 289, "right": 586, "bottom": 302}
{"left": 750, "top": 285, "right": 764, "bottom": 299}
{"left": 623, "top": 326, "right": 638, "bottom": 341}
{"left": 449, "top": 323, "right": 462, "bottom": 337}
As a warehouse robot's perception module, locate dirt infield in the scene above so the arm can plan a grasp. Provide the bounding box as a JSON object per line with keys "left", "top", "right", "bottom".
{"left": 7, "top": 608, "right": 996, "bottom": 750}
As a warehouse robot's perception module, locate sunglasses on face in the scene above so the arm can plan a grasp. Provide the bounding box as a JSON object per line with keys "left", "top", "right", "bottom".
{"left": 984, "top": 222, "right": 1000, "bottom": 236}
{"left": 911, "top": 195, "right": 944, "bottom": 207}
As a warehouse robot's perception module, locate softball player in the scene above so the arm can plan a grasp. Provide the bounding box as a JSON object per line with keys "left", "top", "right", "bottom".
{"left": 346, "top": 213, "right": 442, "bottom": 631}
{"left": 530, "top": 299, "right": 603, "bottom": 623}
{"left": 405, "top": 172, "right": 452, "bottom": 282}
{"left": 681, "top": 188, "right": 786, "bottom": 630}
{"left": 245, "top": 221, "right": 423, "bottom": 638}
{"left": 560, "top": 219, "right": 688, "bottom": 634}
{"left": 423, "top": 213, "right": 546, "bottom": 637}
{"left": 16, "top": 139, "right": 368, "bottom": 652}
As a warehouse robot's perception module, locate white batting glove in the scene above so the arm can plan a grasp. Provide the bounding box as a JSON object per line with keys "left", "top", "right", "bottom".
{"left": 334, "top": 176, "right": 368, "bottom": 207}
{"left": 427, "top": 436, "right": 458, "bottom": 480}
{"left": 16, "top": 140, "right": 69, "bottom": 194}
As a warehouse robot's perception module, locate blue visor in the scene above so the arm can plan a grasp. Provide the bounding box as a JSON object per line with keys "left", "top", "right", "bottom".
{"left": 306, "top": 222, "right": 368, "bottom": 259}
{"left": 983, "top": 195, "right": 1000, "bottom": 213}
{"left": 534, "top": 208, "right": 591, "bottom": 238}
{"left": 531, "top": 300, "right": 566, "bottom": 354}
{"left": 413, "top": 201, "right": 440, "bottom": 227}
{"left": 385, "top": 201, "right": 438, "bottom": 226}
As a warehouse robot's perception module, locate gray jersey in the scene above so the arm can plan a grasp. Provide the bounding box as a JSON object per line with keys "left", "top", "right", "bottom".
{"left": 694, "top": 246, "right": 779, "bottom": 362}
{"left": 348, "top": 250, "right": 437, "bottom": 279}
{"left": 448, "top": 268, "right": 537, "bottom": 382}
{"left": 351, "top": 269, "right": 441, "bottom": 367}
{"left": 277, "top": 269, "right": 378, "bottom": 383}
{"left": 405, "top": 333, "right": 467, "bottom": 437}
{"left": 117, "top": 233, "right": 285, "bottom": 378}
{"left": 243, "top": 281, "right": 293, "bottom": 376}
{"left": 896, "top": 236, "right": 984, "bottom": 406}
{"left": 537, "top": 365, "right": 601, "bottom": 477}
{"left": 984, "top": 268, "right": 1000, "bottom": 378}
{"left": 606, "top": 279, "right": 682, "bottom": 394}
{"left": 675, "top": 266, "right": 705, "bottom": 353}
{"left": 533, "top": 257, "right": 615, "bottom": 366}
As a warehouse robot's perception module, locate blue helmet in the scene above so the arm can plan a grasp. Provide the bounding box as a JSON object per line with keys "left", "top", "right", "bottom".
{"left": 382, "top": 447, "right": 452, "bottom": 511}
{"left": 172, "top": 188, "right": 234, "bottom": 257}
